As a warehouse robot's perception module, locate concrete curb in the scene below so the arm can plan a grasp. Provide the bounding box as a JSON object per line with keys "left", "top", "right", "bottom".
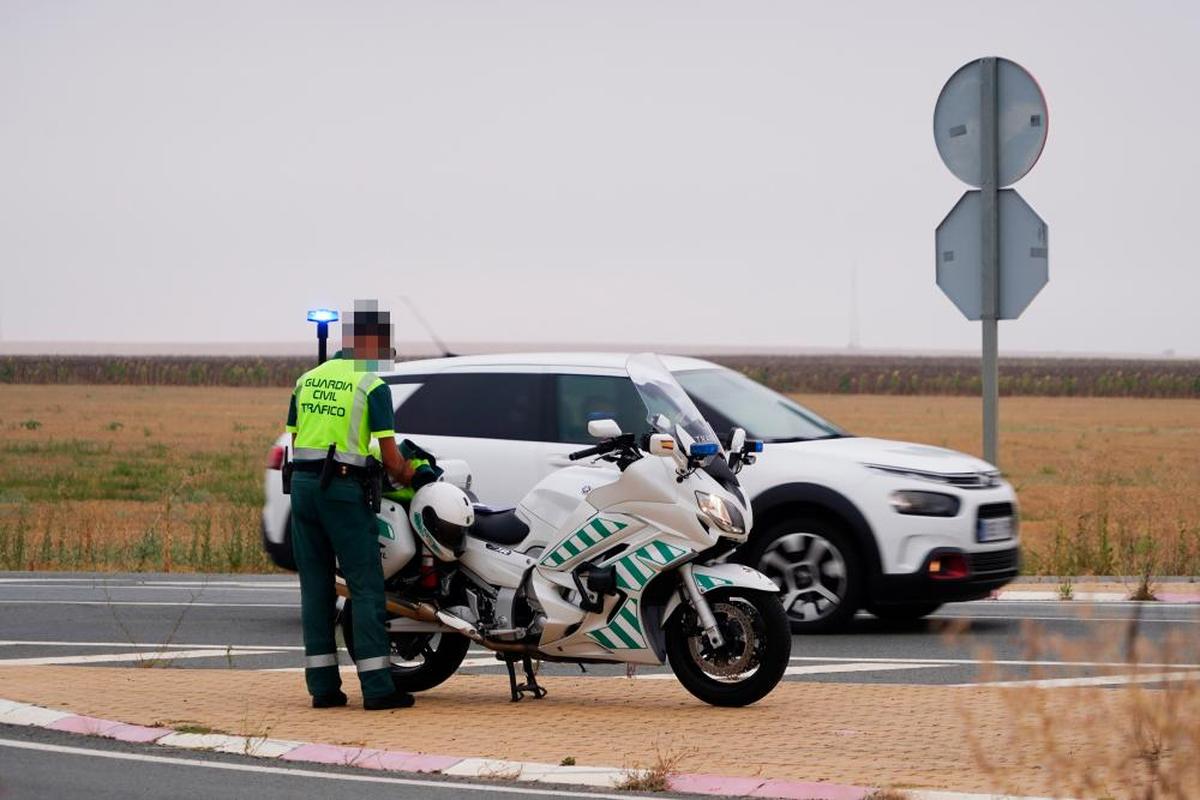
{"left": 0, "top": 695, "right": 1067, "bottom": 799}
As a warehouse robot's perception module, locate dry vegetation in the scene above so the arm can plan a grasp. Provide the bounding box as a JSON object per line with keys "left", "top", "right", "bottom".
{"left": 958, "top": 616, "right": 1200, "bottom": 799}
{"left": 3, "top": 354, "right": 1198, "bottom": 397}
{"left": 0, "top": 384, "right": 286, "bottom": 572}
{"left": 798, "top": 393, "right": 1200, "bottom": 577}
{"left": 0, "top": 384, "right": 1197, "bottom": 576}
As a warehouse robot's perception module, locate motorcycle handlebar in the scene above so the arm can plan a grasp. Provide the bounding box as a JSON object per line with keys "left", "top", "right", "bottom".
{"left": 568, "top": 443, "right": 605, "bottom": 461}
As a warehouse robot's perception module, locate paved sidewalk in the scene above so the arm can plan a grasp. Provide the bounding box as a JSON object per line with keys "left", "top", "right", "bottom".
{"left": 2, "top": 665, "right": 1196, "bottom": 797}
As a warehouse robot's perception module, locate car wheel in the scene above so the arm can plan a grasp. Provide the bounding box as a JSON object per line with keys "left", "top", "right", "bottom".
{"left": 867, "top": 602, "right": 942, "bottom": 622}
{"left": 743, "top": 516, "right": 863, "bottom": 634}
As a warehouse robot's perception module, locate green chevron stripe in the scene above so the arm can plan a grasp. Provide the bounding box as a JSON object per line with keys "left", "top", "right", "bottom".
{"left": 652, "top": 541, "right": 676, "bottom": 562}
{"left": 607, "top": 622, "right": 638, "bottom": 648}
{"left": 695, "top": 572, "right": 735, "bottom": 592}
{"left": 590, "top": 629, "right": 618, "bottom": 649}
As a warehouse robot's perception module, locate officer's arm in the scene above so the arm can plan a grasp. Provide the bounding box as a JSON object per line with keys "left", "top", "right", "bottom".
{"left": 377, "top": 436, "right": 415, "bottom": 485}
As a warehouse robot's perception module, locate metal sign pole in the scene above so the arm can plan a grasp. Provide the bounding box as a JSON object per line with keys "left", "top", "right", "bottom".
{"left": 979, "top": 57, "right": 1000, "bottom": 466}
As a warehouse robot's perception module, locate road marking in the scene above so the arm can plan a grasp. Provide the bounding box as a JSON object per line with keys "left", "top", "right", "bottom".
{"left": 634, "top": 661, "right": 944, "bottom": 680}
{"left": 0, "top": 578, "right": 297, "bottom": 588}
{"left": 0, "top": 737, "right": 667, "bottom": 799}
{"left": 0, "top": 600, "right": 298, "bottom": 608}
{"left": 933, "top": 612, "right": 1199, "bottom": 624}
{"left": 957, "top": 670, "right": 1200, "bottom": 689}
{"left": 0, "top": 640, "right": 300, "bottom": 651}
{"left": 0, "top": 648, "right": 280, "bottom": 667}
{"left": 787, "top": 655, "right": 1200, "bottom": 669}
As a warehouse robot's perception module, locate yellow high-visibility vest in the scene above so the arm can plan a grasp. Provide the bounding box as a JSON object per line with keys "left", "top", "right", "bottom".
{"left": 290, "top": 358, "right": 386, "bottom": 466}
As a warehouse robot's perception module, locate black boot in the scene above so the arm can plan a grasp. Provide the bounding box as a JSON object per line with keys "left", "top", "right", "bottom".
{"left": 312, "top": 689, "right": 348, "bottom": 709}
{"left": 364, "top": 691, "right": 415, "bottom": 711}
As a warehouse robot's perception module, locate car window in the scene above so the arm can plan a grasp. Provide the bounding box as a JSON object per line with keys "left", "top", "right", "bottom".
{"left": 675, "top": 368, "right": 845, "bottom": 442}
{"left": 396, "top": 373, "right": 547, "bottom": 441}
{"left": 554, "top": 374, "right": 648, "bottom": 444}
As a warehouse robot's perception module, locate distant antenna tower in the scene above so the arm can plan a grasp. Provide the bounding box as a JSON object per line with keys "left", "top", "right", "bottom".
{"left": 848, "top": 262, "right": 861, "bottom": 350}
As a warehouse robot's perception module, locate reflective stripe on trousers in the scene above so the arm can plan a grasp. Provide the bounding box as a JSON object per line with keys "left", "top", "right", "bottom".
{"left": 306, "top": 653, "right": 339, "bottom": 669}
{"left": 355, "top": 656, "right": 391, "bottom": 673}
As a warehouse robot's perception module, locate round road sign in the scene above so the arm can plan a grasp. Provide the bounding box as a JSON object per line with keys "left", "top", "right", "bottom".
{"left": 933, "top": 57, "right": 1048, "bottom": 188}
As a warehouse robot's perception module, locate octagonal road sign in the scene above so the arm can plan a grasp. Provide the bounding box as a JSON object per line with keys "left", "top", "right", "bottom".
{"left": 934, "top": 57, "right": 1048, "bottom": 188}
{"left": 936, "top": 189, "right": 1049, "bottom": 320}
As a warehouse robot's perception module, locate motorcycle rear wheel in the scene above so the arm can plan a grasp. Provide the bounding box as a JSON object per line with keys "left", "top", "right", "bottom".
{"left": 665, "top": 588, "right": 791, "bottom": 707}
{"left": 340, "top": 599, "right": 471, "bottom": 693}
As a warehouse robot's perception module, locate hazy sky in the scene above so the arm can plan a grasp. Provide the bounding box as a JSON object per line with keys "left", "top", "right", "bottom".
{"left": 2, "top": 1, "right": 1198, "bottom": 355}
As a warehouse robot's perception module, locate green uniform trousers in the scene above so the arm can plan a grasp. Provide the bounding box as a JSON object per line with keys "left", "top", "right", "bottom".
{"left": 289, "top": 471, "right": 394, "bottom": 700}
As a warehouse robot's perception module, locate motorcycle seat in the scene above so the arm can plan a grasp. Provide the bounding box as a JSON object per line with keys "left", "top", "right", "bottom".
{"left": 468, "top": 507, "right": 530, "bottom": 546}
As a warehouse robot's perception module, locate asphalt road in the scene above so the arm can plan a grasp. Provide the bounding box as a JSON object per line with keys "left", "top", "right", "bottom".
{"left": 2, "top": 572, "right": 1196, "bottom": 689}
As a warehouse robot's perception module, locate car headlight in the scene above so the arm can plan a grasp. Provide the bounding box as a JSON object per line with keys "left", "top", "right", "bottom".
{"left": 695, "top": 491, "right": 745, "bottom": 535}
{"left": 889, "top": 490, "right": 961, "bottom": 517}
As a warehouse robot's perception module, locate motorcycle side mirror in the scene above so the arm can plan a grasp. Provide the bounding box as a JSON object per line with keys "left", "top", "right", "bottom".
{"left": 587, "top": 418, "right": 623, "bottom": 440}
{"left": 727, "top": 428, "right": 747, "bottom": 454}
{"left": 647, "top": 433, "right": 676, "bottom": 457}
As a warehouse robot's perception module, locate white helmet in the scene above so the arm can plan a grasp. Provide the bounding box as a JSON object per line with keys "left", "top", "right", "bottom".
{"left": 410, "top": 482, "right": 475, "bottom": 562}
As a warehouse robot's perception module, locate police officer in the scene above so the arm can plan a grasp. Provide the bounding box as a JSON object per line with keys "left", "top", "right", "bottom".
{"left": 285, "top": 304, "right": 422, "bottom": 710}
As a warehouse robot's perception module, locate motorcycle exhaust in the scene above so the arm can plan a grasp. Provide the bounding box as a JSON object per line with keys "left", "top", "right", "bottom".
{"left": 334, "top": 578, "right": 485, "bottom": 643}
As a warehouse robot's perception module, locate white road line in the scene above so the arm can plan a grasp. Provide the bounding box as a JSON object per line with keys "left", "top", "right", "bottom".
{"left": 0, "top": 648, "right": 280, "bottom": 667}
{"left": 933, "top": 613, "right": 1198, "bottom": 624}
{"left": 0, "top": 600, "right": 297, "bottom": 608}
{"left": 957, "top": 670, "right": 1200, "bottom": 689}
{"left": 0, "top": 737, "right": 666, "bottom": 800}
{"left": 787, "top": 655, "right": 1200, "bottom": 669}
{"left": 0, "top": 579, "right": 297, "bottom": 588}
{"left": 0, "top": 640, "right": 300, "bottom": 651}
{"left": 634, "top": 661, "right": 944, "bottom": 680}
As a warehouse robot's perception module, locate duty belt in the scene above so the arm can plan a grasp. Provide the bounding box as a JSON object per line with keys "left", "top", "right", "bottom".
{"left": 292, "top": 460, "right": 367, "bottom": 477}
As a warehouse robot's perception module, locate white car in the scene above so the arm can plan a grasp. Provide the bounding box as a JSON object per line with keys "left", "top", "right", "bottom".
{"left": 263, "top": 353, "right": 1019, "bottom": 632}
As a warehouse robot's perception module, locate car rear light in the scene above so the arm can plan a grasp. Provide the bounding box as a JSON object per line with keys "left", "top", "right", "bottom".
{"left": 928, "top": 551, "right": 969, "bottom": 580}
{"left": 266, "top": 445, "right": 286, "bottom": 470}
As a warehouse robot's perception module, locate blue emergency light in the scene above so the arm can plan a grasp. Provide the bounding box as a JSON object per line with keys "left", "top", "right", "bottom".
{"left": 306, "top": 308, "right": 339, "bottom": 364}
{"left": 689, "top": 442, "right": 720, "bottom": 458}
{"left": 306, "top": 309, "right": 339, "bottom": 323}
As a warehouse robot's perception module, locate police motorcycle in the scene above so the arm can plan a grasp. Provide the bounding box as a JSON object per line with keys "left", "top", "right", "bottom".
{"left": 337, "top": 353, "right": 791, "bottom": 707}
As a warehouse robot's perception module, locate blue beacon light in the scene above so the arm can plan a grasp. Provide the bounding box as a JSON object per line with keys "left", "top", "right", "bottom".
{"left": 306, "top": 308, "right": 339, "bottom": 364}
{"left": 689, "top": 442, "right": 720, "bottom": 458}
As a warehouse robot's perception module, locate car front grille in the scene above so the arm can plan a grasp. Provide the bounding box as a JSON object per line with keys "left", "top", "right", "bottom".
{"left": 978, "top": 502, "right": 1015, "bottom": 519}
{"left": 968, "top": 547, "right": 1020, "bottom": 575}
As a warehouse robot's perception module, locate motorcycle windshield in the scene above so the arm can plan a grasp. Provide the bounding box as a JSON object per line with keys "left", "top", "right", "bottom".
{"left": 627, "top": 353, "right": 722, "bottom": 459}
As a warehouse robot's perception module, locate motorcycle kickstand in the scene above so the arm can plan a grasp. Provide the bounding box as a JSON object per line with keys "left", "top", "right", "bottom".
{"left": 504, "top": 655, "right": 548, "bottom": 702}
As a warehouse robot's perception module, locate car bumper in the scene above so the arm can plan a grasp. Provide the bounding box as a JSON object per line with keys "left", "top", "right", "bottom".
{"left": 261, "top": 516, "right": 296, "bottom": 571}
{"left": 871, "top": 546, "right": 1020, "bottom": 605}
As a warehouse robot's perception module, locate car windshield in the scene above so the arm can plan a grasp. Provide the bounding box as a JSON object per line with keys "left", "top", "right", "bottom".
{"left": 674, "top": 368, "right": 847, "bottom": 443}
{"left": 626, "top": 353, "right": 722, "bottom": 455}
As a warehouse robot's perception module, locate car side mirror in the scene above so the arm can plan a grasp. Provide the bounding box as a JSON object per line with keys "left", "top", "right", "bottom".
{"left": 647, "top": 433, "right": 676, "bottom": 457}
{"left": 587, "top": 418, "right": 623, "bottom": 439}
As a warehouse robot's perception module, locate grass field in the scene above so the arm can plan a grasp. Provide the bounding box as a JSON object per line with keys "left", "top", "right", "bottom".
{"left": 0, "top": 385, "right": 1197, "bottom": 576}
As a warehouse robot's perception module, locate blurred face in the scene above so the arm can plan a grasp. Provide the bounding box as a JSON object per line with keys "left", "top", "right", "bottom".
{"left": 351, "top": 332, "right": 388, "bottom": 360}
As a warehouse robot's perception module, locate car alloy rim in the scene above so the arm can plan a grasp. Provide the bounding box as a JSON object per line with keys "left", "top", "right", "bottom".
{"left": 758, "top": 532, "right": 848, "bottom": 622}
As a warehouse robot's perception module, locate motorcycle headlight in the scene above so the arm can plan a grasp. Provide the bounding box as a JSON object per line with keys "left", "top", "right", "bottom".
{"left": 695, "top": 491, "right": 745, "bottom": 535}
{"left": 889, "top": 490, "right": 961, "bottom": 517}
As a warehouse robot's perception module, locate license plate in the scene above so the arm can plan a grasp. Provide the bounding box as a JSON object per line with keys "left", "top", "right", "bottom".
{"left": 977, "top": 517, "right": 1014, "bottom": 543}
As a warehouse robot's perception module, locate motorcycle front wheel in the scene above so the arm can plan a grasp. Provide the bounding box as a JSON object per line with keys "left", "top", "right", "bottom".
{"left": 340, "top": 599, "right": 471, "bottom": 693}
{"left": 665, "top": 588, "right": 791, "bottom": 707}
